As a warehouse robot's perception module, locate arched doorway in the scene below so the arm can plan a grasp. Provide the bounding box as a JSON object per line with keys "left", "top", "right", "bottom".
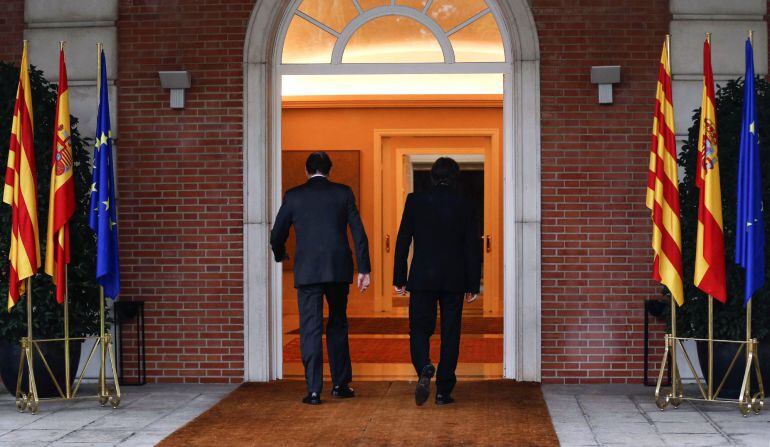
{"left": 243, "top": 0, "right": 541, "bottom": 382}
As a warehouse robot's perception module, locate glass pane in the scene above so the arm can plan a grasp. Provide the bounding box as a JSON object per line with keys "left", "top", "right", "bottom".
{"left": 343, "top": 16, "right": 445, "bottom": 63}
{"left": 282, "top": 73, "right": 503, "bottom": 96}
{"left": 357, "top": 0, "right": 389, "bottom": 10}
{"left": 398, "top": 0, "right": 429, "bottom": 10}
{"left": 298, "top": 0, "right": 360, "bottom": 33}
{"left": 427, "top": 0, "right": 488, "bottom": 32}
{"left": 450, "top": 13, "right": 505, "bottom": 62}
{"left": 282, "top": 15, "right": 337, "bottom": 64}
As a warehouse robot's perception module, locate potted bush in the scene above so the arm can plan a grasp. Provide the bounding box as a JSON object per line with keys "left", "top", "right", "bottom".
{"left": 672, "top": 76, "right": 770, "bottom": 398}
{"left": 0, "top": 62, "right": 100, "bottom": 397}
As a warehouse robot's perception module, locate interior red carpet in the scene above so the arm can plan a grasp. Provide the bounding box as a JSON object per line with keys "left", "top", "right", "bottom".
{"left": 287, "top": 317, "right": 503, "bottom": 335}
{"left": 283, "top": 337, "right": 503, "bottom": 363}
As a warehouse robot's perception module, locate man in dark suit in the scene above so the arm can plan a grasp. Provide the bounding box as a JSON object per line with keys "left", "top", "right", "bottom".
{"left": 271, "top": 152, "right": 371, "bottom": 405}
{"left": 393, "top": 157, "right": 482, "bottom": 406}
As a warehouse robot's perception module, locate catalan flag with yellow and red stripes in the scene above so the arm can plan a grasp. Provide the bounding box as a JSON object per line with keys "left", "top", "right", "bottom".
{"left": 44, "top": 47, "right": 75, "bottom": 305}
{"left": 3, "top": 42, "right": 41, "bottom": 310}
{"left": 646, "top": 39, "right": 684, "bottom": 306}
{"left": 694, "top": 37, "right": 727, "bottom": 302}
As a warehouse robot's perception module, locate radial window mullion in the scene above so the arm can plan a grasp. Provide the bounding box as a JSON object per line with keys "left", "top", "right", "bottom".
{"left": 295, "top": 11, "right": 341, "bottom": 38}
{"left": 446, "top": 8, "right": 489, "bottom": 36}
{"left": 351, "top": 0, "right": 365, "bottom": 14}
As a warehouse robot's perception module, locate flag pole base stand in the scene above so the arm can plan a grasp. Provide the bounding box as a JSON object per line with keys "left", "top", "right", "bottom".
{"left": 13, "top": 334, "right": 122, "bottom": 413}
{"left": 654, "top": 334, "right": 765, "bottom": 416}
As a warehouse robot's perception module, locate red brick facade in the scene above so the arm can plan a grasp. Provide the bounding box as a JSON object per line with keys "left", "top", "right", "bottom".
{"left": 117, "top": 0, "right": 254, "bottom": 383}
{"left": 0, "top": 0, "right": 24, "bottom": 63}
{"left": 0, "top": 0, "right": 684, "bottom": 384}
{"left": 534, "top": 0, "right": 670, "bottom": 383}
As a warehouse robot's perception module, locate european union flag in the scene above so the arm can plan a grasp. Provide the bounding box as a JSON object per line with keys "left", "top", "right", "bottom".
{"left": 89, "top": 50, "right": 120, "bottom": 299}
{"left": 735, "top": 38, "right": 765, "bottom": 305}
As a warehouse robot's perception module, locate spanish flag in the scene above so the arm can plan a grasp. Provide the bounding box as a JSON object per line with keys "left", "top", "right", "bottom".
{"left": 646, "top": 39, "right": 684, "bottom": 306}
{"left": 3, "top": 42, "right": 40, "bottom": 310}
{"left": 694, "top": 37, "right": 727, "bottom": 302}
{"left": 44, "top": 46, "right": 75, "bottom": 304}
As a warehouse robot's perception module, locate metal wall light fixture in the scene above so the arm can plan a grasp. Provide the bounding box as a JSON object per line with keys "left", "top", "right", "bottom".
{"left": 158, "top": 71, "right": 191, "bottom": 109}
{"left": 590, "top": 65, "right": 621, "bottom": 104}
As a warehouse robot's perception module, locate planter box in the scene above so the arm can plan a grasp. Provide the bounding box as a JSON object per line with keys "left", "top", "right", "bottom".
{"left": 0, "top": 341, "right": 83, "bottom": 398}
{"left": 697, "top": 339, "right": 770, "bottom": 399}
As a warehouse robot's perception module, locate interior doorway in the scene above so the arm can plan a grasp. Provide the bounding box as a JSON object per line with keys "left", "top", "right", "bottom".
{"left": 377, "top": 132, "right": 502, "bottom": 316}
{"left": 280, "top": 97, "right": 504, "bottom": 380}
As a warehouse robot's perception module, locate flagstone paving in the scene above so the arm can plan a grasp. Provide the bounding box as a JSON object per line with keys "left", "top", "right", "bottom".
{"left": 0, "top": 383, "right": 236, "bottom": 447}
{"left": 1, "top": 382, "right": 769, "bottom": 446}
{"left": 544, "top": 384, "right": 770, "bottom": 447}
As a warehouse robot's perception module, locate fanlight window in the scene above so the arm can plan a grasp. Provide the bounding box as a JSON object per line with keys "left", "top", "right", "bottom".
{"left": 282, "top": 0, "right": 506, "bottom": 64}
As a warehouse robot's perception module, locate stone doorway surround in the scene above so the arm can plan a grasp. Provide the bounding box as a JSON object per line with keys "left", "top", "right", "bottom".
{"left": 242, "top": 0, "right": 543, "bottom": 383}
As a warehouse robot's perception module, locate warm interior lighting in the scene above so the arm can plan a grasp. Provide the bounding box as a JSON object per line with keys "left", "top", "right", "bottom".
{"left": 282, "top": 73, "right": 503, "bottom": 96}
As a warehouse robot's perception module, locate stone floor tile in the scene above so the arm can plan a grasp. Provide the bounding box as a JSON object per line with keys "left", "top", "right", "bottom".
{"left": 0, "top": 428, "right": 72, "bottom": 442}
{"left": 116, "top": 431, "right": 171, "bottom": 447}
{"left": 653, "top": 421, "right": 721, "bottom": 434}
{"left": 55, "top": 429, "right": 135, "bottom": 444}
{"left": 0, "top": 442, "right": 48, "bottom": 447}
{"left": 731, "top": 433, "right": 770, "bottom": 446}
{"left": 48, "top": 442, "right": 116, "bottom": 447}
{"left": 645, "top": 409, "right": 710, "bottom": 422}
{"left": 24, "top": 410, "right": 107, "bottom": 430}
{"left": 660, "top": 433, "right": 733, "bottom": 446}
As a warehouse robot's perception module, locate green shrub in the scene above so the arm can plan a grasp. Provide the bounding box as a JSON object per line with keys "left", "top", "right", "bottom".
{"left": 0, "top": 61, "right": 100, "bottom": 343}
{"left": 673, "top": 77, "right": 770, "bottom": 341}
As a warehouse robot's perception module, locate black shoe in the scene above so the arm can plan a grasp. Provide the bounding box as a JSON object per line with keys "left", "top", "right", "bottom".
{"left": 302, "top": 392, "right": 322, "bottom": 405}
{"left": 415, "top": 364, "right": 435, "bottom": 406}
{"left": 332, "top": 385, "right": 355, "bottom": 398}
{"left": 435, "top": 393, "right": 455, "bottom": 405}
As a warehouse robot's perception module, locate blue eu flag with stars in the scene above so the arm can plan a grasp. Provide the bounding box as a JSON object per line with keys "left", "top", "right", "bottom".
{"left": 735, "top": 38, "right": 765, "bottom": 305}
{"left": 89, "top": 49, "right": 120, "bottom": 299}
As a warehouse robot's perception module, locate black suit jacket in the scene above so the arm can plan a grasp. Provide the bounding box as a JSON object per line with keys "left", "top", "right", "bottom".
{"left": 270, "top": 176, "right": 371, "bottom": 287}
{"left": 393, "top": 185, "right": 482, "bottom": 294}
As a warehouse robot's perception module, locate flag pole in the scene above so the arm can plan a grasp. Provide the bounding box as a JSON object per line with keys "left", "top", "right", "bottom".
{"left": 704, "top": 32, "right": 714, "bottom": 402}
{"left": 664, "top": 33, "right": 680, "bottom": 403}
{"left": 746, "top": 29, "right": 754, "bottom": 405}
{"left": 746, "top": 28, "right": 753, "bottom": 346}
{"left": 23, "top": 39, "right": 39, "bottom": 414}
{"left": 96, "top": 41, "right": 107, "bottom": 402}
{"left": 58, "top": 39, "right": 72, "bottom": 400}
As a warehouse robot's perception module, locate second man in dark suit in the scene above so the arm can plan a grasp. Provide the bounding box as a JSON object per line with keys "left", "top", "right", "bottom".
{"left": 393, "top": 157, "right": 482, "bottom": 406}
{"left": 271, "top": 152, "right": 371, "bottom": 405}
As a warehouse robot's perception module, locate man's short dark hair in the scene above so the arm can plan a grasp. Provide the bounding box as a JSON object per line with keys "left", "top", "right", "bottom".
{"left": 305, "top": 151, "right": 332, "bottom": 176}
{"left": 430, "top": 157, "right": 460, "bottom": 187}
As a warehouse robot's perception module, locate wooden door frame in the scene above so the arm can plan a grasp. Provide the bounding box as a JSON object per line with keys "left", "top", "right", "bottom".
{"left": 373, "top": 129, "right": 501, "bottom": 315}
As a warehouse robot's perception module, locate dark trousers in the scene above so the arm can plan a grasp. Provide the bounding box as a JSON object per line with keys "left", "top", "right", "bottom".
{"left": 409, "top": 291, "right": 464, "bottom": 395}
{"left": 297, "top": 283, "right": 352, "bottom": 394}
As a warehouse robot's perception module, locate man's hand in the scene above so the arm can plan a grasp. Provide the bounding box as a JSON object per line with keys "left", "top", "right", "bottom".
{"left": 465, "top": 293, "right": 478, "bottom": 303}
{"left": 394, "top": 285, "right": 407, "bottom": 296}
{"left": 357, "top": 273, "right": 371, "bottom": 293}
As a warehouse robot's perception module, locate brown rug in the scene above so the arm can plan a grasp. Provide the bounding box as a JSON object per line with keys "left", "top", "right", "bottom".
{"left": 287, "top": 317, "right": 503, "bottom": 335}
{"left": 283, "top": 337, "right": 503, "bottom": 363}
{"left": 159, "top": 381, "right": 558, "bottom": 447}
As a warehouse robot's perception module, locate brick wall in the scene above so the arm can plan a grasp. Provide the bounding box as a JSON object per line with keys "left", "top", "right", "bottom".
{"left": 113, "top": 0, "right": 675, "bottom": 383}
{"left": 0, "top": 0, "right": 24, "bottom": 63}
{"left": 533, "top": 0, "right": 670, "bottom": 383}
{"left": 117, "top": 0, "right": 254, "bottom": 383}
